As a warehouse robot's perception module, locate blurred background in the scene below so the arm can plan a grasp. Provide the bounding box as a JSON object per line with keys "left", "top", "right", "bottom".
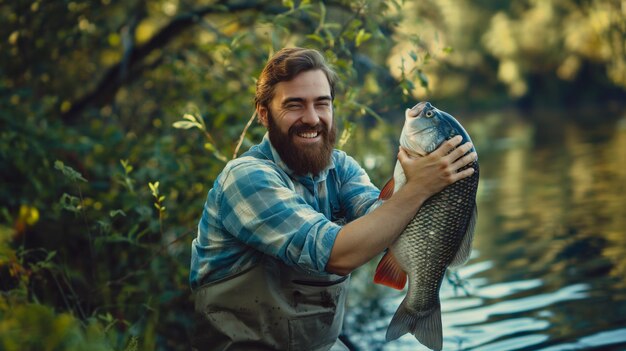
{"left": 1, "top": 0, "right": 625, "bottom": 350}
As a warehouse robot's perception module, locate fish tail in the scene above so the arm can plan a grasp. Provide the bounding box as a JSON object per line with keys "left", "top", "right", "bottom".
{"left": 385, "top": 300, "right": 414, "bottom": 341}
{"left": 413, "top": 304, "right": 443, "bottom": 351}
{"left": 386, "top": 300, "right": 443, "bottom": 351}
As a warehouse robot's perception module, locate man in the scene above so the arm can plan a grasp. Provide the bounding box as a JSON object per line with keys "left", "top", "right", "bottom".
{"left": 190, "top": 47, "right": 476, "bottom": 350}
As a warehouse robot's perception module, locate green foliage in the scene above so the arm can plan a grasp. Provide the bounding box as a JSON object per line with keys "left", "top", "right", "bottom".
{"left": 0, "top": 0, "right": 623, "bottom": 349}
{"left": 0, "top": 302, "right": 112, "bottom": 351}
{"left": 390, "top": 0, "right": 626, "bottom": 108}
{"left": 55, "top": 161, "right": 88, "bottom": 183}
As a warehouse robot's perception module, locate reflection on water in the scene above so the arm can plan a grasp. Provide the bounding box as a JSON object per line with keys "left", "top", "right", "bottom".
{"left": 344, "top": 112, "right": 626, "bottom": 350}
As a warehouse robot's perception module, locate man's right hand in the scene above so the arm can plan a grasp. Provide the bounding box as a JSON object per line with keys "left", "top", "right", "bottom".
{"left": 398, "top": 135, "right": 477, "bottom": 201}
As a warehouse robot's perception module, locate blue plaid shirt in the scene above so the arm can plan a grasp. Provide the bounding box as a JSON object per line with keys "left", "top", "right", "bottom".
{"left": 190, "top": 134, "right": 380, "bottom": 289}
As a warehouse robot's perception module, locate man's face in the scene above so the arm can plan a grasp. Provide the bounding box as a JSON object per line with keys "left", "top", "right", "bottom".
{"left": 259, "top": 69, "right": 336, "bottom": 175}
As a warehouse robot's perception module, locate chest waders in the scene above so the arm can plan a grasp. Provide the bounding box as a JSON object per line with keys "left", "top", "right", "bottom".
{"left": 192, "top": 149, "right": 350, "bottom": 351}
{"left": 192, "top": 258, "right": 350, "bottom": 350}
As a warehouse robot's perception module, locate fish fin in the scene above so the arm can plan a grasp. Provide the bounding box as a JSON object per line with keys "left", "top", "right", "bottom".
{"left": 386, "top": 299, "right": 443, "bottom": 351}
{"left": 412, "top": 304, "right": 443, "bottom": 351}
{"left": 450, "top": 203, "right": 477, "bottom": 267}
{"left": 378, "top": 178, "right": 395, "bottom": 200}
{"left": 373, "top": 251, "right": 407, "bottom": 290}
{"left": 385, "top": 299, "right": 414, "bottom": 341}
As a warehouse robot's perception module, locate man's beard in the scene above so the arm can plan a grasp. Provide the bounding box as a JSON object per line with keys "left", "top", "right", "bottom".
{"left": 267, "top": 113, "right": 336, "bottom": 176}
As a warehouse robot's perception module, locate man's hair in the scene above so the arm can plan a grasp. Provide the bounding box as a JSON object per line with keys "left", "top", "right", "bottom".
{"left": 254, "top": 47, "right": 338, "bottom": 109}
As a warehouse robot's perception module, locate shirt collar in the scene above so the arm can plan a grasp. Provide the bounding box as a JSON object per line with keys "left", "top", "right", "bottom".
{"left": 258, "top": 133, "right": 335, "bottom": 181}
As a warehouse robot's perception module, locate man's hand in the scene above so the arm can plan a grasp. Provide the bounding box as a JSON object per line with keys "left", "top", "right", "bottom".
{"left": 326, "top": 135, "right": 477, "bottom": 276}
{"left": 398, "top": 135, "right": 477, "bottom": 201}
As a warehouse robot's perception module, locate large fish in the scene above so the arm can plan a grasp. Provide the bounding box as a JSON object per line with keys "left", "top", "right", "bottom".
{"left": 374, "top": 101, "right": 479, "bottom": 350}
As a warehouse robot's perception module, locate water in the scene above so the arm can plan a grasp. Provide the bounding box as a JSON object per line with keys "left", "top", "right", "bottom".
{"left": 343, "top": 112, "right": 626, "bottom": 351}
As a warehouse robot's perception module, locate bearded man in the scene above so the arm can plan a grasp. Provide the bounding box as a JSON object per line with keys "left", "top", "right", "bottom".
{"left": 190, "top": 47, "right": 476, "bottom": 350}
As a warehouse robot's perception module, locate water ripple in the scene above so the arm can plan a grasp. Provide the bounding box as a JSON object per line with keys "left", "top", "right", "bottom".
{"left": 537, "top": 328, "right": 626, "bottom": 350}
{"left": 446, "top": 283, "right": 590, "bottom": 327}
{"left": 476, "top": 279, "right": 543, "bottom": 299}
{"left": 472, "top": 334, "right": 550, "bottom": 351}
{"left": 446, "top": 318, "right": 550, "bottom": 350}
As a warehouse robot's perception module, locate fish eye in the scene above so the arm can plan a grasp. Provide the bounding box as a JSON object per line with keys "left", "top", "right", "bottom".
{"left": 425, "top": 110, "right": 434, "bottom": 118}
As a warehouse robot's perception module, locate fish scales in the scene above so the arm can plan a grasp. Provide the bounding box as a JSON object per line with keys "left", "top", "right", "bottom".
{"left": 374, "top": 101, "right": 479, "bottom": 351}
{"left": 398, "top": 164, "right": 479, "bottom": 311}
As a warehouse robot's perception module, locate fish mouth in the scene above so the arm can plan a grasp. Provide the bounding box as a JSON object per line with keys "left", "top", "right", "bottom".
{"left": 409, "top": 102, "right": 428, "bottom": 117}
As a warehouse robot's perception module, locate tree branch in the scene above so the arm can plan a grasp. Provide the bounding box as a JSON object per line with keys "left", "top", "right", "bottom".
{"left": 60, "top": 1, "right": 272, "bottom": 124}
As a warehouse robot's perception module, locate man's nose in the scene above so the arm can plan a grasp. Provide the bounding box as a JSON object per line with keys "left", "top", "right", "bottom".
{"left": 301, "top": 104, "right": 320, "bottom": 124}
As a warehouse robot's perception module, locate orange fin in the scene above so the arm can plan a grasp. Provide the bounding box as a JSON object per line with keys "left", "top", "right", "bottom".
{"left": 379, "top": 178, "right": 395, "bottom": 200}
{"left": 373, "top": 251, "right": 407, "bottom": 290}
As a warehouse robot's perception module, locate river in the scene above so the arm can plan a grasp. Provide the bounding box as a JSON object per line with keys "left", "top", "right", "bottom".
{"left": 343, "top": 111, "right": 626, "bottom": 351}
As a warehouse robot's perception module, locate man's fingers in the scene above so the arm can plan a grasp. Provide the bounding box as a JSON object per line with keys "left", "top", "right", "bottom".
{"left": 453, "top": 151, "right": 478, "bottom": 170}
{"left": 454, "top": 166, "right": 476, "bottom": 180}
{"left": 447, "top": 151, "right": 477, "bottom": 182}
{"left": 447, "top": 141, "right": 474, "bottom": 161}
{"left": 433, "top": 136, "right": 463, "bottom": 157}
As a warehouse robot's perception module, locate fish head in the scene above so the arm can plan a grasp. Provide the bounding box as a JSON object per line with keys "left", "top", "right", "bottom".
{"left": 400, "top": 101, "right": 475, "bottom": 155}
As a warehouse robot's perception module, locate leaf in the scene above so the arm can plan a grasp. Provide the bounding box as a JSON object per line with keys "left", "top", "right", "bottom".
{"left": 182, "top": 110, "right": 206, "bottom": 130}
{"left": 124, "top": 336, "right": 139, "bottom": 351}
{"left": 148, "top": 182, "right": 159, "bottom": 197}
{"left": 306, "top": 34, "right": 325, "bottom": 45}
{"left": 97, "top": 220, "right": 111, "bottom": 235}
{"left": 282, "top": 0, "right": 294, "bottom": 10}
{"left": 54, "top": 160, "right": 87, "bottom": 183}
{"left": 45, "top": 251, "right": 57, "bottom": 261}
{"left": 59, "top": 193, "right": 82, "bottom": 213}
{"left": 402, "top": 78, "right": 416, "bottom": 91}
{"left": 317, "top": 2, "right": 326, "bottom": 31}
{"left": 213, "top": 151, "right": 229, "bottom": 163}
{"left": 355, "top": 29, "right": 372, "bottom": 47}
{"left": 127, "top": 224, "right": 140, "bottom": 239}
{"left": 424, "top": 52, "right": 431, "bottom": 64}
{"left": 204, "top": 143, "right": 216, "bottom": 152}
{"left": 98, "top": 313, "right": 114, "bottom": 324}
{"left": 172, "top": 121, "right": 201, "bottom": 130}
{"left": 109, "top": 209, "right": 126, "bottom": 218}
{"left": 338, "top": 121, "right": 354, "bottom": 149}
{"left": 230, "top": 32, "right": 247, "bottom": 48}
{"left": 120, "top": 159, "right": 133, "bottom": 174}
{"left": 417, "top": 69, "right": 429, "bottom": 88}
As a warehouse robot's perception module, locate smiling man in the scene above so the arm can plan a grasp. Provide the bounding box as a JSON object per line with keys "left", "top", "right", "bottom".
{"left": 262, "top": 69, "right": 337, "bottom": 177}
{"left": 190, "top": 47, "right": 476, "bottom": 350}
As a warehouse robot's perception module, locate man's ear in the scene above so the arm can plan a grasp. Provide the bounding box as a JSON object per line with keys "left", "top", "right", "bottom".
{"left": 257, "top": 105, "right": 269, "bottom": 128}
